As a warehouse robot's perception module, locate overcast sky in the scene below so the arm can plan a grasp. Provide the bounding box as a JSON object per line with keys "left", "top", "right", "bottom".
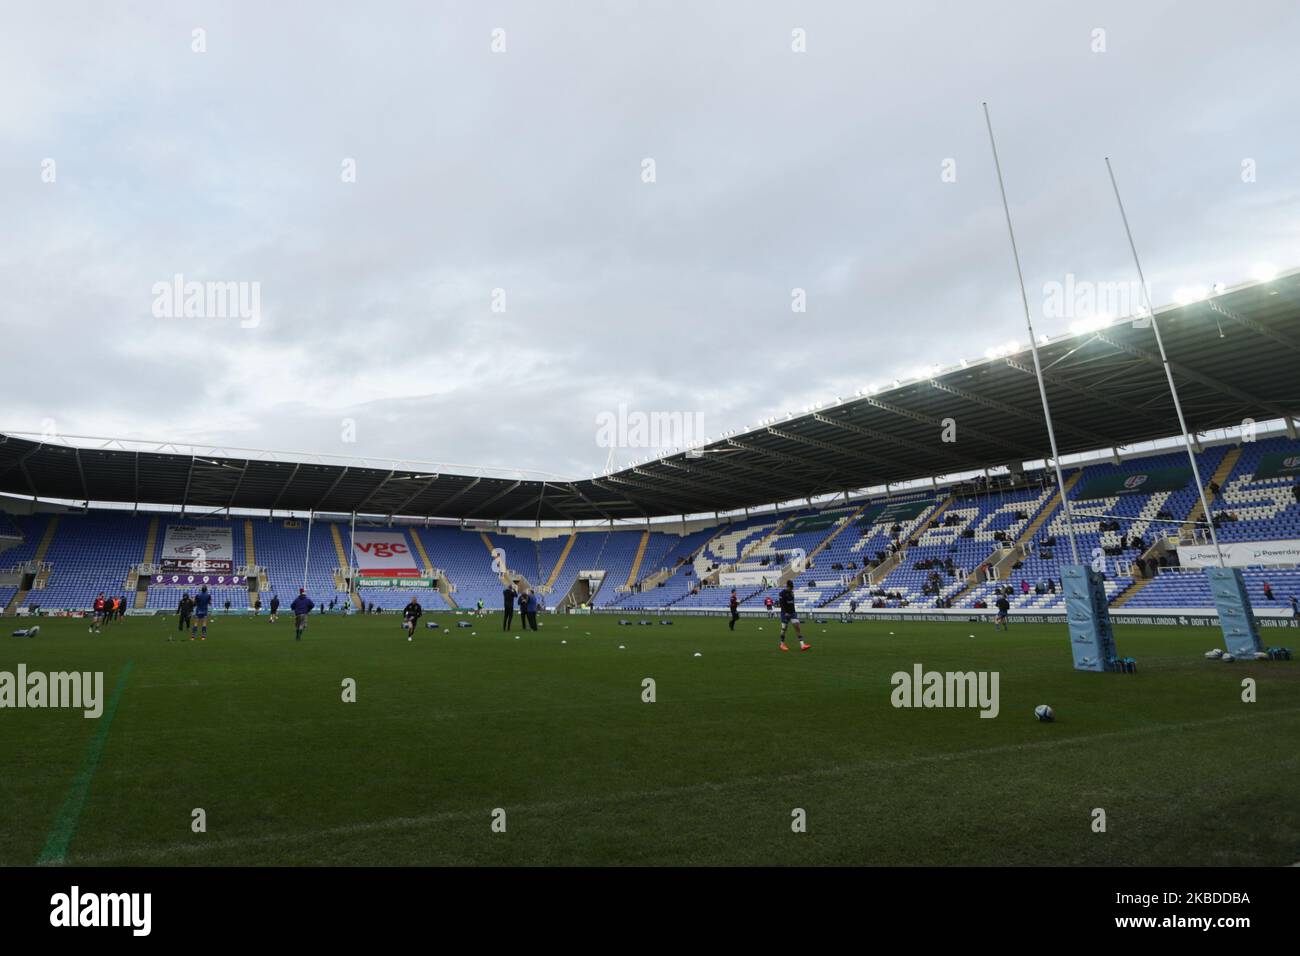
{"left": 3, "top": 1, "right": 1298, "bottom": 480}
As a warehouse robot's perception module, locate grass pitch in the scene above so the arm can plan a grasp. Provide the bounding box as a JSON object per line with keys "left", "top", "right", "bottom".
{"left": 2, "top": 612, "right": 1297, "bottom": 866}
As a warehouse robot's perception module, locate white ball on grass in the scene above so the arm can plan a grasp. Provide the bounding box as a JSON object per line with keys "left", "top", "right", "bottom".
{"left": 693, "top": 652, "right": 702, "bottom": 657}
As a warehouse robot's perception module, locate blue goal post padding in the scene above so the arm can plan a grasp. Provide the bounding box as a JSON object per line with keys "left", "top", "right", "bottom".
{"left": 1062, "top": 564, "right": 1120, "bottom": 672}
{"left": 1207, "top": 566, "right": 1263, "bottom": 659}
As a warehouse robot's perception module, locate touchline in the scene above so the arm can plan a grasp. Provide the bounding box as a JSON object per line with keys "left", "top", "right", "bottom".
{"left": 0, "top": 665, "right": 103, "bottom": 719}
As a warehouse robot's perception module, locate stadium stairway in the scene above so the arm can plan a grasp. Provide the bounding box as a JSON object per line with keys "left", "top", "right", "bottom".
{"left": 1015, "top": 471, "right": 1082, "bottom": 549}
{"left": 243, "top": 519, "right": 256, "bottom": 568}
{"left": 1110, "top": 574, "right": 1155, "bottom": 607}
{"left": 1110, "top": 533, "right": 1180, "bottom": 607}
{"left": 543, "top": 532, "right": 578, "bottom": 591}
{"left": 132, "top": 515, "right": 162, "bottom": 608}
{"left": 988, "top": 472, "right": 1083, "bottom": 579}
{"left": 328, "top": 524, "right": 351, "bottom": 590}
{"left": 631, "top": 524, "right": 718, "bottom": 593}
{"left": 713, "top": 514, "right": 794, "bottom": 586}
{"left": 1179, "top": 445, "right": 1242, "bottom": 540}
{"left": 744, "top": 516, "right": 792, "bottom": 562}
{"left": 807, "top": 502, "right": 869, "bottom": 563}
{"left": 4, "top": 515, "right": 60, "bottom": 614}
{"left": 943, "top": 472, "right": 1082, "bottom": 607}
{"left": 873, "top": 495, "right": 955, "bottom": 583}
{"left": 821, "top": 495, "right": 954, "bottom": 604}
{"left": 480, "top": 531, "right": 532, "bottom": 592}
{"left": 142, "top": 515, "right": 161, "bottom": 564}
{"left": 409, "top": 529, "right": 436, "bottom": 577}
{"left": 625, "top": 530, "right": 651, "bottom": 589}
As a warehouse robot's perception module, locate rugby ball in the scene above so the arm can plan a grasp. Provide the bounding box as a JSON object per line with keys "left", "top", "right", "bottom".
{"left": 1033, "top": 704, "right": 1054, "bottom": 722}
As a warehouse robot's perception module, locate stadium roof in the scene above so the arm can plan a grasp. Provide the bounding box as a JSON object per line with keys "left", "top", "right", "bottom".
{"left": 4, "top": 271, "right": 1300, "bottom": 522}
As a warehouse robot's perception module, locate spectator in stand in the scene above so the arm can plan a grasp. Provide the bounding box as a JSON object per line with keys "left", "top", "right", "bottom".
{"left": 1263, "top": 581, "right": 1275, "bottom": 601}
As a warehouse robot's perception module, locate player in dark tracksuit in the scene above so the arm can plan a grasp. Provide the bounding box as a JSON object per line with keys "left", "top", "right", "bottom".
{"left": 503, "top": 584, "right": 517, "bottom": 631}
{"left": 728, "top": 589, "right": 740, "bottom": 630}
{"left": 176, "top": 593, "right": 193, "bottom": 640}
{"left": 290, "top": 589, "right": 314, "bottom": 640}
{"left": 522, "top": 591, "right": 539, "bottom": 631}
{"left": 777, "top": 582, "right": 810, "bottom": 652}
{"left": 402, "top": 598, "right": 423, "bottom": 640}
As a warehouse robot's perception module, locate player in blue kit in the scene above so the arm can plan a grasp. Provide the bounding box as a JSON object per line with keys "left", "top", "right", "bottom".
{"left": 190, "top": 584, "right": 212, "bottom": 641}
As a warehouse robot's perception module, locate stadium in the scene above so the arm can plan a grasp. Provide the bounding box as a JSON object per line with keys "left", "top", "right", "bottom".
{"left": 3, "top": 270, "right": 1299, "bottom": 872}
{"left": 1, "top": 6, "right": 1298, "bottom": 930}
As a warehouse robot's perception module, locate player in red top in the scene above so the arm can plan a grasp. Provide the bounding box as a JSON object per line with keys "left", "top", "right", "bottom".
{"left": 91, "top": 593, "right": 106, "bottom": 634}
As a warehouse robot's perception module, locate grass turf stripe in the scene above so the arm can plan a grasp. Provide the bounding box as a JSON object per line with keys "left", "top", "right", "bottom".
{"left": 67, "top": 705, "right": 1300, "bottom": 865}
{"left": 36, "top": 661, "right": 133, "bottom": 866}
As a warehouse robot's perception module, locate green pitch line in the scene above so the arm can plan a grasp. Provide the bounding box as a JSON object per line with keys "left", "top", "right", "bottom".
{"left": 36, "top": 661, "right": 134, "bottom": 866}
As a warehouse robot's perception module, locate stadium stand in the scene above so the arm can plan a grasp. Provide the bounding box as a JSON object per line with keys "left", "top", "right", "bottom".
{"left": 4, "top": 436, "right": 1300, "bottom": 617}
